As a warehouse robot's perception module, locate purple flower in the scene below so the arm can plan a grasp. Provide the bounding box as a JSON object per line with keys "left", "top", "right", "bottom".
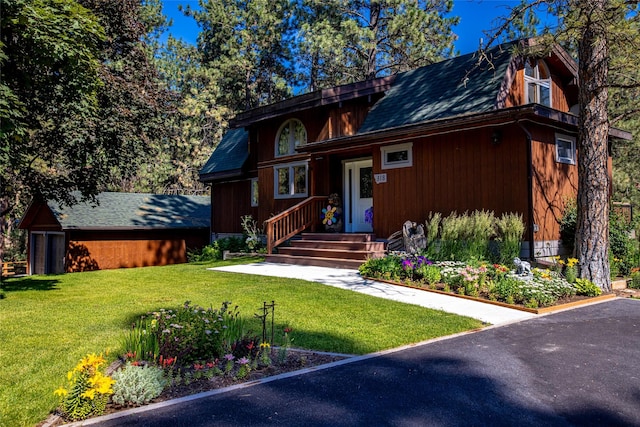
{"left": 224, "top": 354, "right": 235, "bottom": 361}
{"left": 402, "top": 259, "right": 414, "bottom": 270}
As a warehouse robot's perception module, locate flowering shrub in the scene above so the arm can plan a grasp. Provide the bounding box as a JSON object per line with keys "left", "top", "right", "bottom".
{"left": 54, "top": 353, "right": 115, "bottom": 421}
{"left": 123, "top": 301, "right": 247, "bottom": 366}
{"left": 359, "top": 253, "right": 582, "bottom": 307}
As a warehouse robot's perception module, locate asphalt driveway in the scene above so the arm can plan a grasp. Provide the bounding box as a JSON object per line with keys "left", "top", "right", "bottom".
{"left": 85, "top": 298, "right": 640, "bottom": 427}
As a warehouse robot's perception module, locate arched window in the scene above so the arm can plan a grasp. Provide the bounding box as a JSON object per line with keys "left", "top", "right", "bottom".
{"left": 524, "top": 59, "right": 551, "bottom": 107}
{"left": 276, "top": 119, "right": 307, "bottom": 157}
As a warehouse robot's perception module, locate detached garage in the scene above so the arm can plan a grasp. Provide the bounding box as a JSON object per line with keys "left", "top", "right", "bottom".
{"left": 19, "top": 192, "right": 211, "bottom": 274}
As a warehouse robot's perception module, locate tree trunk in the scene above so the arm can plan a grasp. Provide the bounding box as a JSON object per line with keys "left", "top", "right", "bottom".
{"left": 575, "top": 0, "right": 611, "bottom": 291}
{"left": 366, "top": 3, "right": 380, "bottom": 80}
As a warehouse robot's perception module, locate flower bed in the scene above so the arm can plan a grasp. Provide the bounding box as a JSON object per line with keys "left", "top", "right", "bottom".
{"left": 49, "top": 301, "right": 351, "bottom": 425}
{"left": 359, "top": 253, "right": 606, "bottom": 311}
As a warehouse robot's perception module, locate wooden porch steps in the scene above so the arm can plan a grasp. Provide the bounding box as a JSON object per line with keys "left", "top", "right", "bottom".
{"left": 265, "top": 233, "right": 386, "bottom": 270}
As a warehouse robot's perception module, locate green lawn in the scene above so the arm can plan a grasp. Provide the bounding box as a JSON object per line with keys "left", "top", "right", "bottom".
{"left": 0, "top": 259, "right": 482, "bottom": 426}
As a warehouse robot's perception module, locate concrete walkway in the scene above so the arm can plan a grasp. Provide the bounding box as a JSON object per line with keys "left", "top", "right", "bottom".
{"left": 210, "top": 263, "right": 536, "bottom": 325}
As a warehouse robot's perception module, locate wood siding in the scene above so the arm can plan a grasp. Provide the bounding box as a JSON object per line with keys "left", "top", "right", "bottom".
{"left": 211, "top": 180, "right": 256, "bottom": 234}
{"left": 371, "top": 125, "right": 530, "bottom": 238}
{"left": 66, "top": 229, "right": 209, "bottom": 272}
{"left": 530, "top": 127, "right": 578, "bottom": 243}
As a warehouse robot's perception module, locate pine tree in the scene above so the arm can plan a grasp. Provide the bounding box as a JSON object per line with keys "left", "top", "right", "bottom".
{"left": 184, "top": 0, "right": 294, "bottom": 111}
{"left": 294, "top": 0, "right": 459, "bottom": 91}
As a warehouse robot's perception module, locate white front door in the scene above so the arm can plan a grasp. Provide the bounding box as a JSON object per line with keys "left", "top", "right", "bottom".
{"left": 344, "top": 159, "right": 373, "bottom": 233}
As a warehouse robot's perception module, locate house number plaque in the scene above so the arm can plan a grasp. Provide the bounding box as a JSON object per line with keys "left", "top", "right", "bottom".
{"left": 374, "top": 173, "right": 387, "bottom": 184}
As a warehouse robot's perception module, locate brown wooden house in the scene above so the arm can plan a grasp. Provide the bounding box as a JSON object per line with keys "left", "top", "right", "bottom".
{"left": 19, "top": 193, "right": 210, "bottom": 274}
{"left": 199, "top": 40, "right": 631, "bottom": 268}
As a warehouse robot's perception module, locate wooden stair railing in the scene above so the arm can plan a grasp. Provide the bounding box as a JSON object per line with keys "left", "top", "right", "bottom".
{"left": 265, "top": 196, "right": 328, "bottom": 254}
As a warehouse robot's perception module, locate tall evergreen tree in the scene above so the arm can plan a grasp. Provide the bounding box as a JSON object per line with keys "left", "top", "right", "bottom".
{"left": 295, "top": 0, "right": 459, "bottom": 91}
{"left": 184, "top": 0, "right": 294, "bottom": 111}
{"left": 153, "top": 36, "right": 231, "bottom": 193}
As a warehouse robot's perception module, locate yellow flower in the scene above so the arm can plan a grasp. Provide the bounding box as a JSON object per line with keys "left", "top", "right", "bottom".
{"left": 81, "top": 389, "right": 96, "bottom": 400}
{"left": 558, "top": 259, "right": 566, "bottom": 266}
{"left": 67, "top": 371, "right": 74, "bottom": 381}
{"left": 260, "top": 342, "right": 271, "bottom": 349}
{"left": 90, "top": 372, "right": 115, "bottom": 395}
{"left": 567, "top": 258, "right": 578, "bottom": 267}
{"left": 54, "top": 387, "right": 68, "bottom": 397}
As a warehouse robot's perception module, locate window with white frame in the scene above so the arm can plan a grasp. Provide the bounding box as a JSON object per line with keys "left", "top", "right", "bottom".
{"left": 524, "top": 59, "right": 552, "bottom": 107}
{"left": 381, "top": 142, "right": 413, "bottom": 170}
{"left": 274, "top": 162, "right": 308, "bottom": 198}
{"left": 251, "top": 178, "right": 259, "bottom": 207}
{"left": 555, "top": 133, "right": 576, "bottom": 165}
{"left": 275, "top": 119, "right": 307, "bottom": 157}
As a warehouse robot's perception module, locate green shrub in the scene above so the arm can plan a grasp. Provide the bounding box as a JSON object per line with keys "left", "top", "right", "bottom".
{"left": 610, "top": 212, "right": 634, "bottom": 276}
{"left": 559, "top": 198, "right": 577, "bottom": 254}
{"left": 489, "top": 276, "right": 522, "bottom": 304}
{"left": 111, "top": 363, "right": 167, "bottom": 407}
{"left": 560, "top": 200, "right": 635, "bottom": 276}
{"left": 416, "top": 264, "right": 441, "bottom": 285}
{"left": 628, "top": 272, "right": 640, "bottom": 289}
{"left": 359, "top": 255, "right": 403, "bottom": 281}
{"left": 574, "top": 278, "right": 602, "bottom": 296}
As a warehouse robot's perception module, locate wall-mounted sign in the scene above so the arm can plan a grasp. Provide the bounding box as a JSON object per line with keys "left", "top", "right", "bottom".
{"left": 374, "top": 173, "right": 387, "bottom": 184}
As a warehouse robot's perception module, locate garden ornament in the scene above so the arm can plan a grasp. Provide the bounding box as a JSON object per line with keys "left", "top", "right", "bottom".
{"left": 402, "top": 220, "right": 427, "bottom": 254}
{"left": 514, "top": 257, "right": 532, "bottom": 276}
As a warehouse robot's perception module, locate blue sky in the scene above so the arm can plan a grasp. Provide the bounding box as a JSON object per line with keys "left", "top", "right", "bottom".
{"left": 160, "top": 0, "right": 538, "bottom": 56}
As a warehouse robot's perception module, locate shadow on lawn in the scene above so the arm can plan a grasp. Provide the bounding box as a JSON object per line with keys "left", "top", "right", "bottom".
{"left": 1, "top": 276, "right": 60, "bottom": 292}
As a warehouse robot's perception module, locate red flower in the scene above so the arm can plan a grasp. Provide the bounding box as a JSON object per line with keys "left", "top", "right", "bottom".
{"left": 246, "top": 341, "right": 255, "bottom": 350}
{"left": 193, "top": 363, "right": 204, "bottom": 370}
{"left": 284, "top": 327, "right": 292, "bottom": 333}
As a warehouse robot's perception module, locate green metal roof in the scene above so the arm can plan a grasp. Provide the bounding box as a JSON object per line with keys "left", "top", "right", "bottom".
{"left": 358, "top": 44, "right": 514, "bottom": 133}
{"left": 199, "top": 128, "right": 248, "bottom": 178}
{"left": 48, "top": 192, "right": 210, "bottom": 230}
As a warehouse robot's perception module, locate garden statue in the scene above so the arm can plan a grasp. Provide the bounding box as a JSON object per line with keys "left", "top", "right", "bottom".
{"left": 402, "top": 220, "right": 427, "bottom": 254}
{"left": 514, "top": 257, "right": 532, "bottom": 276}
{"left": 322, "top": 193, "right": 343, "bottom": 232}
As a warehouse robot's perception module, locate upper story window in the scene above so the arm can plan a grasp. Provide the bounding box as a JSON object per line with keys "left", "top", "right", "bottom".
{"left": 276, "top": 119, "right": 307, "bottom": 157}
{"left": 524, "top": 59, "right": 551, "bottom": 107}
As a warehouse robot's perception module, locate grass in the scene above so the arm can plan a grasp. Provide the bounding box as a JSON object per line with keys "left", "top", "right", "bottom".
{"left": 0, "top": 259, "right": 482, "bottom": 426}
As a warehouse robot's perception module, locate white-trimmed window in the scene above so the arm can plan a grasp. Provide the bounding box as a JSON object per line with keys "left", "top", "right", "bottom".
{"left": 381, "top": 142, "right": 413, "bottom": 170}
{"left": 251, "top": 178, "right": 259, "bottom": 207}
{"left": 524, "top": 59, "right": 552, "bottom": 107}
{"left": 556, "top": 133, "right": 576, "bottom": 165}
{"left": 276, "top": 119, "right": 307, "bottom": 157}
{"left": 274, "top": 162, "right": 308, "bottom": 199}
